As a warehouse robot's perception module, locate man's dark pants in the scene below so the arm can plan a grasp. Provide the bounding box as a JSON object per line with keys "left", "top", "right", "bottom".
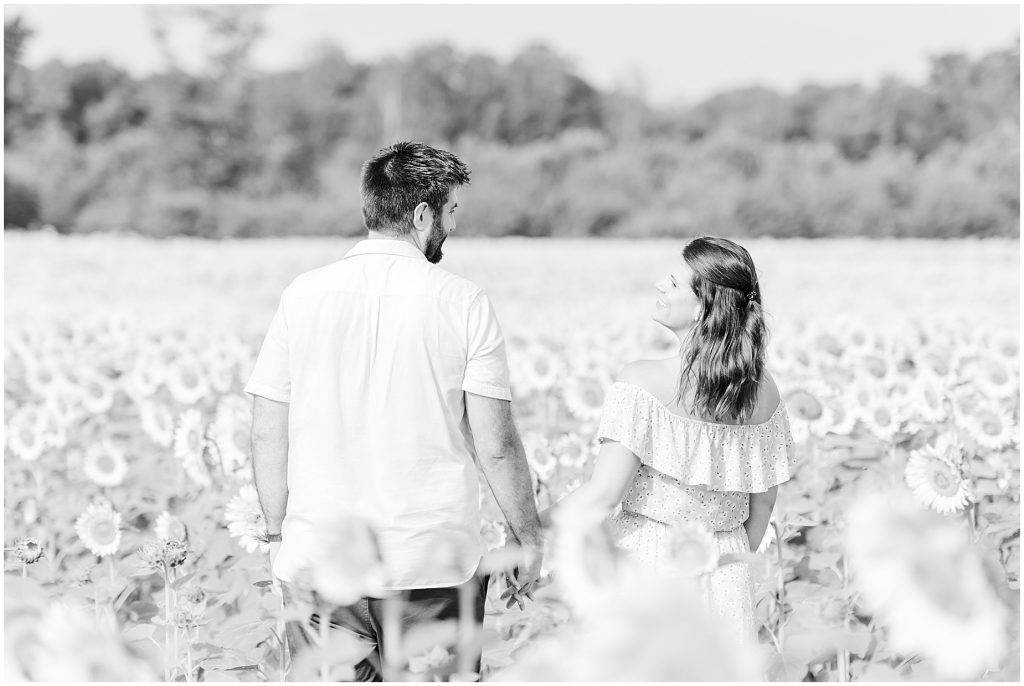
{"left": 282, "top": 574, "right": 490, "bottom": 682}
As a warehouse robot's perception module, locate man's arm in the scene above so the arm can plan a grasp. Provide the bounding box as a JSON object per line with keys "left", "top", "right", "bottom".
{"left": 744, "top": 486, "right": 778, "bottom": 552}
{"left": 250, "top": 396, "right": 289, "bottom": 536}
{"left": 464, "top": 392, "right": 542, "bottom": 590}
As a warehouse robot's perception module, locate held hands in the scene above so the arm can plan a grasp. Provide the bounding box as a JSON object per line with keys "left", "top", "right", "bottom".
{"left": 500, "top": 542, "right": 544, "bottom": 611}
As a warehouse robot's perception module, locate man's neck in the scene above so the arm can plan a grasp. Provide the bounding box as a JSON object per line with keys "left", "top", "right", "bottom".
{"left": 366, "top": 230, "right": 423, "bottom": 254}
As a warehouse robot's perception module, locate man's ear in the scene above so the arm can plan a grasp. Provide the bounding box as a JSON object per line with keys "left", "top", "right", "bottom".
{"left": 412, "top": 201, "right": 432, "bottom": 232}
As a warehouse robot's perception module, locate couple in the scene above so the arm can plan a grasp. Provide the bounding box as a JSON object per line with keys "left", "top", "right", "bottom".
{"left": 245, "top": 141, "right": 796, "bottom": 681}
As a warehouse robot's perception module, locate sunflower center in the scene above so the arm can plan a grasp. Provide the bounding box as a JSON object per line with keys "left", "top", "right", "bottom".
{"left": 96, "top": 454, "right": 116, "bottom": 473}
{"left": 988, "top": 368, "right": 1008, "bottom": 384}
{"left": 928, "top": 464, "right": 960, "bottom": 497}
{"left": 982, "top": 419, "right": 1001, "bottom": 435}
{"left": 789, "top": 392, "right": 823, "bottom": 421}
{"left": 182, "top": 369, "right": 199, "bottom": 387}
{"left": 188, "top": 431, "right": 201, "bottom": 451}
{"left": 20, "top": 428, "right": 36, "bottom": 445}
{"left": 91, "top": 521, "right": 116, "bottom": 545}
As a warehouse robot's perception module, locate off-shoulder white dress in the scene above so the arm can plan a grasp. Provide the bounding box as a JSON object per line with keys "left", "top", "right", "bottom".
{"left": 596, "top": 381, "right": 797, "bottom": 645}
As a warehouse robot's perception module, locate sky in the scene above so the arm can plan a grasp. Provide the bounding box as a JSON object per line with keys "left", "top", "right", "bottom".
{"left": 5, "top": 3, "right": 1020, "bottom": 105}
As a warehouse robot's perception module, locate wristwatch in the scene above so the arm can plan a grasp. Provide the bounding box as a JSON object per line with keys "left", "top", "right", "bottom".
{"left": 266, "top": 532, "right": 282, "bottom": 543}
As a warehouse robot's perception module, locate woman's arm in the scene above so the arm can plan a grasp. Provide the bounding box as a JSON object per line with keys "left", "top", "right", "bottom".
{"left": 540, "top": 441, "right": 640, "bottom": 527}
{"left": 744, "top": 485, "right": 778, "bottom": 551}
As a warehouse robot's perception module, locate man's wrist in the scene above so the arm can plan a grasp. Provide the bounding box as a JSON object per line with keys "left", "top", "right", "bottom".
{"left": 266, "top": 532, "right": 282, "bottom": 543}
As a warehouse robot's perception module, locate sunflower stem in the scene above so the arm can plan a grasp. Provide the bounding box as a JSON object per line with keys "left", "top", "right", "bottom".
{"left": 278, "top": 595, "right": 289, "bottom": 682}
{"left": 318, "top": 601, "right": 330, "bottom": 681}
{"left": 163, "top": 562, "right": 174, "bottom": 681}
{"left": 838, "top": 554, "right": 850, "bottom": 682}
{"left": 20, "top": 561, "right": 26, "bottom": 579}
{"left": 772, "top": 520, "right": 785, "bottom": 654}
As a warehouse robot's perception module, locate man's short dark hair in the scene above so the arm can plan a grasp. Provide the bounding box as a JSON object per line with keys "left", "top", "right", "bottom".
{"left": 360, "top": 141, "right": 471, "bottom": 235}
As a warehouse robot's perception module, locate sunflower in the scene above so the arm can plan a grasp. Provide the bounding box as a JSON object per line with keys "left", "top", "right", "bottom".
{"left": 82, "top": 441, "right": 129, "bottom": 487}
{"left": 782, "top": 382, "right": 834, "bottom": 437}
{"left": 554, "top": 432, "right": 596, "bottom": 471}
{"left": 165, "top": 355, "right": 211, "bottom": 405}
{"left": 860, "top": 397, "right": 902, "bottom": 442}
{"left": 211, "top": 411, "right": 250, "bottom": 479}
{"left": 910, "top": 373, "right": 951, "bottom": 424}
{"left": 962, "top": 402, "right": 1017, "bottom": 451}
{"left": 562, "top": 374, "right": 609, "bottom": 424}
{"left": 480, "top": 519, "right": 508, "bottom": 551}
{"left": 822, "top": 395, "right": 858, "bottom": 436}
{"left": 522, "top": 431, "right": 558, "bottom": 483}
{"left": 225, "top": 484, "right": 269, "bottom": 554}
{"left": 905, "top": 440, "right": 972, "bottom": 515}
{"left": 138, "top": 538, "right": 188, "bottom": 570}
{"left": 74, "top": 501, "right": 123, "bottom": 558}
{"left": 810, "top": 327, "right": 845, "bottom": 359}
{"left": 960, "top": 358, "right": 1018, "bottom": 401}
{"left": 852, "top": 351, "right": 895, "bottom": 385}
{"left": 914, "top": 343, "right": 957, "bottom": 381}
{"left": 44, "top": 387, "right": 84, "bottom": 429}
{"left": 7, "top": 406, "right": 48, "bottom": 462}
{"left": 139, "top": 401, "right": 174, "bottom": 448}
{"left": 154, "top": 510, "right": 188, "bottom": 542}
{"left": 122, "top": 354, "right": 165, "bottom": 401}
{"left": 174, "top": 409, "right": 212, "bottom": 487}
{"left": 838, "top": 318, "right": 877, "bottom": 357}
{"left": 983, "top": 328, "right": 1019, "bottom": 365}
{"left": 844, "top": 491, "right": 1009, "bottom": 680}
{"left": 215, "top": 393, "right": 251, "bottom": 424}
{"left": 667, "top": 521, "right": 720, "bottom": 577}
{"left": 22, "top": 357, "right": 66, "bottom": 399}
{"left": 13, "top": 537, "right": 44, "bottom": 564}
{"left": 78, "top": 370, "right": 116, "bottom": 415}
{"left": 520, "top": 344, "right": 563, "bottom": 394}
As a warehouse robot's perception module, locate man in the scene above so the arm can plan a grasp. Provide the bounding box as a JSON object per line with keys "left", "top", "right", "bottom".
{"left": 244, "top": 141, "right": 543, "bottom": 681}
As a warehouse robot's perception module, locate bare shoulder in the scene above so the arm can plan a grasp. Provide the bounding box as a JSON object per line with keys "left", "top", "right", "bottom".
{"left": 752, "top": 368, "right": 783, "bottom": 422}
{"left": 616, "top": 358, "right": 678, "bottom": 402}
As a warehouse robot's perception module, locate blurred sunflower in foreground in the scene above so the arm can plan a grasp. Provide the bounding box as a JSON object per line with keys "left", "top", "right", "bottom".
{"left": 844, "top": 490, "right": 1012, "bottom": 680}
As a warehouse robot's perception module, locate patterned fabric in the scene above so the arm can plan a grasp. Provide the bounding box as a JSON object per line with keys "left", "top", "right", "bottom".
{"left": 609, "top": 513, "right": 758, "bottom": 645}
{"left": 597, "top": 381, "right": 797, "bottom": 492}
{"left": 597, "top": 380, "right": 797, "bottom": 645}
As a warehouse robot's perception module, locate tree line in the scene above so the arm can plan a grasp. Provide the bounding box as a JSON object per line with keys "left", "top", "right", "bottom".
{"left": 4, "top": 8, "right": 1019, "bottom": 238}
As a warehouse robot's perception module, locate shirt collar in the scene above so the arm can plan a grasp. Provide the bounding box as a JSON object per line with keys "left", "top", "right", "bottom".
{"left": 344, "top": 238, "right": 427, "bottom": 261}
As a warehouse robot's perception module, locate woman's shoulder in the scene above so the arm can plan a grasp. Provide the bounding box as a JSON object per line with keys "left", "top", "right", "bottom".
{"left": 748, "top": 367, "right": 782, "bottom": 424}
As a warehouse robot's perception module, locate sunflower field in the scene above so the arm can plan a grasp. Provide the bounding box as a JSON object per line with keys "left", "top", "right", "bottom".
{"left": 4, "top": 234, "right": 1020, "bottom": 681}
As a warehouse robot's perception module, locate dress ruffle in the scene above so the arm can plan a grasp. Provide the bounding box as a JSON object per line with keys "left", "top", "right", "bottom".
{"left": 596, "top": 381, "right": 797, "bottom": 493}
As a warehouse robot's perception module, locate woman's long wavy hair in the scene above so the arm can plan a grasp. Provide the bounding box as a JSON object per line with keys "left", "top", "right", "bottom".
{"left": 676, "top": 236, "right": 768, "bottom": 424}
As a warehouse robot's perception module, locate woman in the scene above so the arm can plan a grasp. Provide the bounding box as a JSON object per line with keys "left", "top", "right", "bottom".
{"left": 542, "top": 236, "right": 796, "bottom": 645}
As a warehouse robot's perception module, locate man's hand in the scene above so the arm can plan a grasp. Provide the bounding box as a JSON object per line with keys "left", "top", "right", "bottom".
{"left": 500, "top": 541, "right": 543, "bottom": 610}
{"left": 267, "top": 540, "right": 283, "bottom": 598}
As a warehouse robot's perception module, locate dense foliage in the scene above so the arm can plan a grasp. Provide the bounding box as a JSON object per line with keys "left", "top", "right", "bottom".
{"left": 3, "top": 9, "right": 1019, "bottom": 238}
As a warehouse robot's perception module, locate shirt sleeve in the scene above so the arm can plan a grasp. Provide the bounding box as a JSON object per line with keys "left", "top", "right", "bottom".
{"left": 462, "top": 290, "right": 512, "bottom": 401}
{"left": 244, "top": 296, "right": 291, "bottom": 403}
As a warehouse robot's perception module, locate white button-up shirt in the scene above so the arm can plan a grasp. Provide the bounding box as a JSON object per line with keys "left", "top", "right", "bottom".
{"left": 244, "top": 239, "right": 512, "bottom": 590}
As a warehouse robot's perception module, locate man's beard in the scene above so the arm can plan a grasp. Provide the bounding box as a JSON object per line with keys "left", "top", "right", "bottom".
{"left": 424, "top": 214, "right": 448, "bottom": 264}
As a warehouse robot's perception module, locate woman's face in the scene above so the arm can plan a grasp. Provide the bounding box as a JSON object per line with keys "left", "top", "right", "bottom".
{"left": 652, "top": 258, "right": 700, "bottom": 331}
